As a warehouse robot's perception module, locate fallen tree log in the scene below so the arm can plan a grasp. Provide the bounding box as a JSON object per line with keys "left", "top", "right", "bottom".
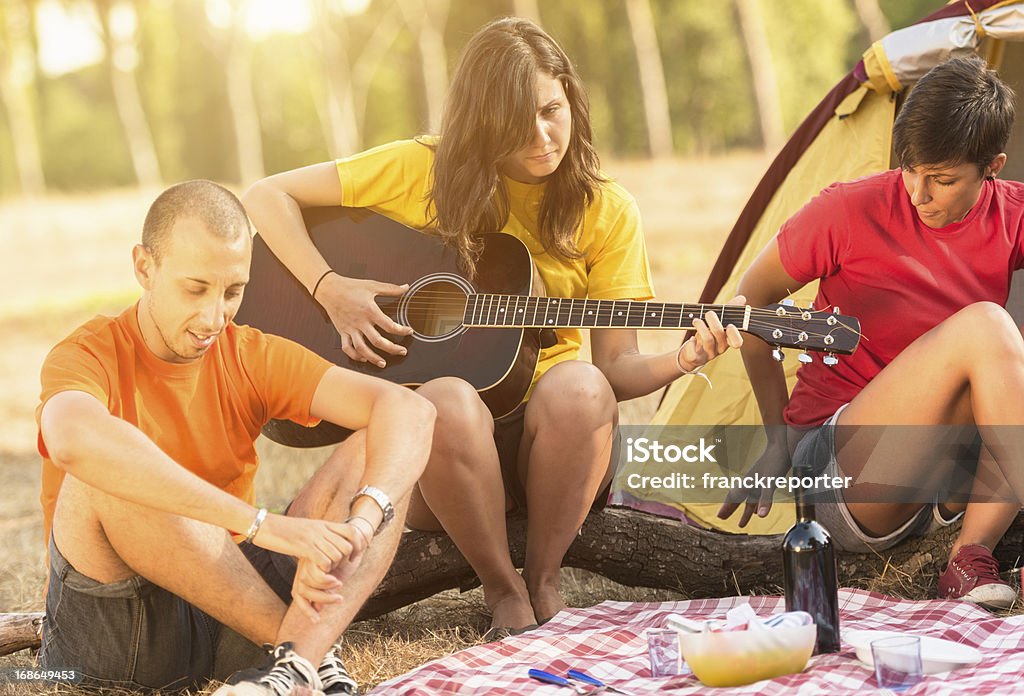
{"left": 4, "top": 507, "right": 1022, "bottom": 656}
{"left": 0, "top": 612, "right": 43, "bottom": 657}
{"left": 360, "top": 506, "right": 1006, "bottom": 617}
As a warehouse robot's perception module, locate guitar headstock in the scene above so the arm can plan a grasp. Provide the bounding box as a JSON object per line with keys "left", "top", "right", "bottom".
{"left": 745, "top": 304, "right": 861, "bottom": 357}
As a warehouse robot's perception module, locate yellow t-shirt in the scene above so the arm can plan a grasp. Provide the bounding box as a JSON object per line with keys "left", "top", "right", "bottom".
{"left": 335, "top": 139, "right": 655, "bottom": 384}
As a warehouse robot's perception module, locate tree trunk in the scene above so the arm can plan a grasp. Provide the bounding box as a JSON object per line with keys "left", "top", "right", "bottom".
{"left": 0, "top": 0, "right": 45, "bottom": 195}
{"left": 96, "top": 0, "right": 162, "bottom": 188}
{"left": 735, "top": 0, "right": 785, "bottom": 154}
{"left": 399, "top": 0, "right": 450, "bottom": 133}
{"left": 624, "top": 0, "right": 673, "bottom": 158}
{"left": 217, "top": 0, "right": 264, "bottom": 184}
{"left": 853, "top": 0, "right": 891, "bottom": 45}
{"left": 0, "top": 612, "right": 42, "bottom": 656}
{"left": 6, "top": 508, "right": 1019, "bottom": 657}
{"left": 351, "top": 4, "right": 404, "bottom": 139}
{"left": 311, "top": 0, "right": 359, "bottom": 157}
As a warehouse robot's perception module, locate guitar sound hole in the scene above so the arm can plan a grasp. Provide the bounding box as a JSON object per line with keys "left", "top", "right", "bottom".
{"left": 406, "top": 280, "right": 468, "bottom": 338}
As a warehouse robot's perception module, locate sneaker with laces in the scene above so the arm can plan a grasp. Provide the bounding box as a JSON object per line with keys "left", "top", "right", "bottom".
{"left": 318, "top": 643, "right": 359, "bottom": 695}
{"left": 223, "top": 642, "right": 323, "bottom": 696}
{"left": 937, "top": 544, "right": 1016, "bottom": 610}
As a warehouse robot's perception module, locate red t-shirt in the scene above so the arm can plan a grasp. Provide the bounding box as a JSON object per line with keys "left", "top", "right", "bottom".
{"left": 777, "top": 169, "right": 1024, "bottom": 427}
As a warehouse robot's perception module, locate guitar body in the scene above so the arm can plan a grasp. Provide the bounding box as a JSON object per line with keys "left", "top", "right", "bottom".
{"left": 235, "top": 207, "right": 542, "bottom": 447}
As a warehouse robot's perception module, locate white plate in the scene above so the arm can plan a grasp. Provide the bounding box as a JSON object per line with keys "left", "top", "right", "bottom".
{"left": 845, "top": 629, "right": 982, "bottom": 674}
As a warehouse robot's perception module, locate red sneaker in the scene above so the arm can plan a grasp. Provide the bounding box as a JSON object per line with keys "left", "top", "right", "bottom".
{"left": 937, "top": 544, "right": 1016, "bottom": 610}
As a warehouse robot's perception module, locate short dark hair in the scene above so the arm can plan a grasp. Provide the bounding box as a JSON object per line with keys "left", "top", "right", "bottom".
{"left": 142, "top": 180, "right": 250, "bottom": 262}
{"left": 893, "top": 55, "right": 1015, "bottom": 173}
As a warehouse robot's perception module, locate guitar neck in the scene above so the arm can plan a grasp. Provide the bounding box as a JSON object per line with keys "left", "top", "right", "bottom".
{"left": 463, "top": 294, "right": 750, "bottom": 330}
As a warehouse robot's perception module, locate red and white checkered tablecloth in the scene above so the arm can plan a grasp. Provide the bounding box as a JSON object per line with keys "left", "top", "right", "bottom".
{"left": 367, "top": 589, "right": 1024, "bottom": 695}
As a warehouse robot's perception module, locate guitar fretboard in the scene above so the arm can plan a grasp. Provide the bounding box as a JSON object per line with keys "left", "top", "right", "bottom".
{"left": 463, "top": 295, "right": 750, "bottom": 330}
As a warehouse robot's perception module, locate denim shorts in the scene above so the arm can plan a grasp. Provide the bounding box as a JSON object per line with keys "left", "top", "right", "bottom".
{"left": 791, "top": 405, "right": 964, "bottom": 553}
{"left": 40, "top": 534, "right": 297, "bottom": 692}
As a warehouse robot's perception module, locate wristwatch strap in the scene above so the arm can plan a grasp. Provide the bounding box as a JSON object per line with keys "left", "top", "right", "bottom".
{"left": 352, "top": 485, "right": 395, "bottom": 534}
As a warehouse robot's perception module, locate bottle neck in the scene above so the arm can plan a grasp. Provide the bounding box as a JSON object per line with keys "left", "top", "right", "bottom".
{"left": 795, "top": 486, "right": 816, "bottom": 522}
{"left": 793, "top": 466, "right": 815, "bottom": 522}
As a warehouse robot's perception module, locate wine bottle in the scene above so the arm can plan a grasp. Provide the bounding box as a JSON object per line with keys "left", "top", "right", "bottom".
{"left": 782, "top": 465, "right": 841, "bottom": 654}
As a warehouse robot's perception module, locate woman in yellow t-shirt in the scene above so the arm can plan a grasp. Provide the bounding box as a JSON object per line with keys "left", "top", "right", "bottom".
{"left": 243, "top": 17, "right": 742, "bottom": 636}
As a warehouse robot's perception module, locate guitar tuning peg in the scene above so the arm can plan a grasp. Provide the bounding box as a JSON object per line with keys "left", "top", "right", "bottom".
{"left": 781, "top": 299, "right": 795, "bottom": 307}
{"left": 771, "top": 347, "right": 785, "bottom": 362}
{"left": 798, "top": 351, "right": 813, "bottom": 364}
{"left": 832, "top": 306, "right": 841, "bottom": 314}
{"left": 823, "top": 353, "right": 838, "bottom": 367}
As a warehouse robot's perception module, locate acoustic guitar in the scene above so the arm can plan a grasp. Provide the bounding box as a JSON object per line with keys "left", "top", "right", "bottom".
{"left": 235, "top": 208, "right": 861, "bottom": 447}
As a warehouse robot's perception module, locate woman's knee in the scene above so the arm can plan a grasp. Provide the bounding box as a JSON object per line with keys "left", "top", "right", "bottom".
{"left": 416, "top": 377, "right": 495, "bottom": 458}
{"left": 417, "top": 377, "right": 491, "bottom": 426}
{"left": 947, "top": 302, "right": 1023, "bottom": 357}
{"left": 530, "top": 361, "right": 616, "bottom": 424}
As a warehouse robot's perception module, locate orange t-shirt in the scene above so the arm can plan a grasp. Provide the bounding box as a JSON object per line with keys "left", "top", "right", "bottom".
{"left": 36, "top": 302, "right": 332, "bottom": 546}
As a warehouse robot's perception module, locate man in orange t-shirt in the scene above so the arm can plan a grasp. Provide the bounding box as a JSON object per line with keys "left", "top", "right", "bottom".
{"left": 36, "top": 180, "right": 435, "bottom": 695}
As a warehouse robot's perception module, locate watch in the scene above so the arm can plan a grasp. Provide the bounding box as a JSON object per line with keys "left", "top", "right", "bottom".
{"left": 352, "top": 485, "right": 395, "bottom": 535}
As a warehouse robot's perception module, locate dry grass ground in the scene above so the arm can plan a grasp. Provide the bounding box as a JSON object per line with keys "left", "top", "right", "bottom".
{"left": 0, "top": 152, "right": 785, "bottom": 693}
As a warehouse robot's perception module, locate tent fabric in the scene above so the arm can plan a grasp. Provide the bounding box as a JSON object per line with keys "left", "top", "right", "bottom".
{"left": 368, "top": 589, "right": 1024, "bottom": 694}
{"left": 630, "top": 0, "right": 1024, "bottom": 534}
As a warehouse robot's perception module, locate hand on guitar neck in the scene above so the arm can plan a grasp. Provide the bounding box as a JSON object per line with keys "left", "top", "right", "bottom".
{"left": 313, "top": 272, "right": 413, "bottom": 368}
{"left": 675, "top": 294, "right": 746, "bottom": 373}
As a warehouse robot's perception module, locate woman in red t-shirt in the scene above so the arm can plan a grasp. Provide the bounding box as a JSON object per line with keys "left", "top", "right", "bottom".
{"left": 719, "top": 56, "right": 1024, "bottom": 610}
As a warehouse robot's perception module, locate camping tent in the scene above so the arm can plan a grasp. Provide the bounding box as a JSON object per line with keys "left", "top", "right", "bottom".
{"left": 611, "top": 0, "right": 1024, "bottom": 534}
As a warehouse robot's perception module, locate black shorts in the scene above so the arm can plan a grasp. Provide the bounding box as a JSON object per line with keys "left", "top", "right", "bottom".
{"left": 40, "top": 535, "right": 296, "bottom": 692}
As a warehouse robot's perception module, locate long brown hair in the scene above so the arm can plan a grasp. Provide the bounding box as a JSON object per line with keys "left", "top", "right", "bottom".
{"left": 427, "top": 17, "right": 604, "bottom": 275}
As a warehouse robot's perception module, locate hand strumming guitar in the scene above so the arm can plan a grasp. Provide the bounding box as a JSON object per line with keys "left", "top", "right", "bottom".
{"left": 314, "top": 272, "right": 413, "bottom": 368}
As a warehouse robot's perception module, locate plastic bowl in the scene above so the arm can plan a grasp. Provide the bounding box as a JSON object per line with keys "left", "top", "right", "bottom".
{"left": 678, "top": 624, "right": 817, "bottom": 687}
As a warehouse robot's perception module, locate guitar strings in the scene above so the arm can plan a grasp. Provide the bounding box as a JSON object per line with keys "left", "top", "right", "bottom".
{"left": 370, "top": 295, "right": 863, "bottom": 345}
{"left": 376, "top": 298, "right": 859, "bottom": 334}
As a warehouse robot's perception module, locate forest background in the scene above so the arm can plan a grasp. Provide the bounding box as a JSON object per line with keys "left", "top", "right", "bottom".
{"left": 0, "top": 0, "right": 960, "bottom": 690}
{"left": 0, "top": 0, "right": 940, "bottom": 197}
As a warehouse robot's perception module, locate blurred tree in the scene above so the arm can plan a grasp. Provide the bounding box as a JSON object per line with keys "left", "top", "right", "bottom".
{"left": 878, "top": 0, "right": 943, "bottom": 32}
{"left": 310, "top": 0, "right": 360, "bottom": 157}
{"left": 734, "top": 0, "right": 783, "bottom": 153}
{"left": 0, "top": 0, "right": 46, "bottom": 195}
{"left": 349, "top": 3, "right": 405, "bottom": 142}
{"left": 853, "top": 0, "right": 890, "bottom": 44}
{"left": 624, "top": 0, "right": 673, "bottom": 158}
{"left": 763, "top": 0, "right": 857, "bottom": 134}
{"left": 93, "top": 0, "right": 161, "bottom": 187}
{"left": 655, "top": 1, "right": 757, "bottom": 154}
{"left": 201, "top": 0, "right": 264, "bottom": 182}
{"left": 398, "top": 0, "right": 449, "bottom": 133}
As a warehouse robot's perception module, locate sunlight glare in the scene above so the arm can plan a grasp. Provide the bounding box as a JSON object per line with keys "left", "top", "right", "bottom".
{"left": 247, "top": 0, "right": 314, "bottom": 38}
{"left": 35, "top": 0, "right": 104, "bottom": 77}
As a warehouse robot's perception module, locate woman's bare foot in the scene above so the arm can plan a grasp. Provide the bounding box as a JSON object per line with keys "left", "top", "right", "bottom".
{"left": 524, "top": 572, "right": 568, "bottom": 624}
{"left": 484, "top": 576, "right": 536, "bottom": 630}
